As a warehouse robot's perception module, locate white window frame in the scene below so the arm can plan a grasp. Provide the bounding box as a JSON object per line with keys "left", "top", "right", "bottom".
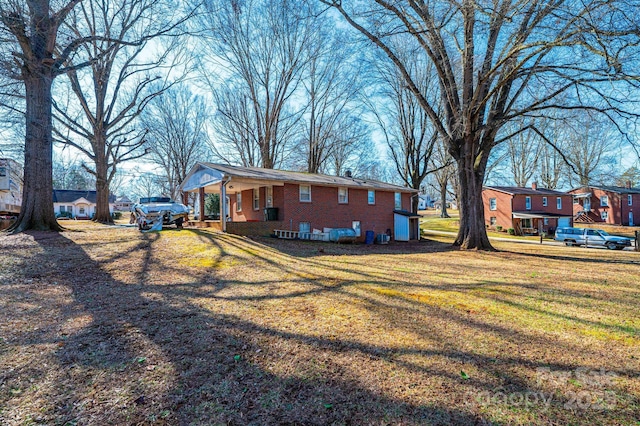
{"left": 299, "top": 185, "right": 311, "bottom": 202}
{"left": 556, "top": 197, "right": 562, "bottom": 210}
{"left": 525, "top": 196, "right": 531, "bottom": 210}
{"left": 299, "top": 222, "right": 311, "bottom": 233}
{"left": 266, "top": 186, "right": 273, "bottom": 208}
{"left": 368, "top": 190, "right": 375, "bottom": 205}
{"left": 489, "top": 198, "right": 497, "bottom": 211}
{"left": 628, "top": 194, "right": 633, "bottom": 206}
{"left": 542, "top": 197, "right": 547, "bottom": 207}
{"left": 600, "top": 195, "right": 608, "bottom": 207}
{"left": 236, "top": 192, "right": 242, "bottom": 212}
{"left": 394, "top": 192, "right": 402, "bottom": 210}
{"left": 543, "top": 218, "right": 549, "bottom": 225}
{"left": 253, "top": 188, "right": 260, "bottom": 210}
{"left": 338, "top": 187, "right": 348, "bottom": 204}
{"left": 490, "top": 217, "right": 496, "bottom": 226}
{"left": 352, "top": 220, "right": 361, "bottom": 237}
{"left": 601, "top": 211, "right": 609, "bottom": 220}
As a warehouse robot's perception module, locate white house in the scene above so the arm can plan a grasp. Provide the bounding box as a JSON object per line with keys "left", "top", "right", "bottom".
{"left": 53, "top": 190, "right": 115, "bottom": 219}
{"left": 0, "top": 158, "right": 22, "bottom": 216}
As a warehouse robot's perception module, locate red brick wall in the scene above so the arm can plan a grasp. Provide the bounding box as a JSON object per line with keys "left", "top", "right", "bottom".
{"left": 483, "top": 189, "right": 513, "bottom": 229}
{"left": 227, "top": 183, "right": 412, "bottom": 240}
{"left": 281, "top": 183, "right": 407, "bottom": 237}
{"left": 483, "top": 189, "right": 573, "bottom": 230}
{"left": 571, "top": 188, "right": 640, "bottom": 226}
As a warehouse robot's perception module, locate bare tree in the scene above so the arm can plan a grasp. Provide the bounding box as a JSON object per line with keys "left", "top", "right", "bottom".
{"left": 368, "top": 46, "right": 441, "bottom": 212}
{"left": 505, "top": 124, "right": 542, "bottom": 187}
{"left": 299, "top": 27, "right": 365, "bottom": 174}
{"left": 322, "top": 0, "right": 640, "bottom": 249}
{"left": 563, "top": 113, "right": 618, "bottom": 187}
{"left": 0, "top": 0, "right": 85, "bottom": 232}
{"left": 201, "top": 0, "right": 317, "bottom": 168}
{"left": 141, "top": 85, "right": 212, "bottom": 201}
{"left": 429, "top": 140, "right": 455, "bottom": 218}
{"left": 52, "top": 0, "right": 191, "bottom": 223}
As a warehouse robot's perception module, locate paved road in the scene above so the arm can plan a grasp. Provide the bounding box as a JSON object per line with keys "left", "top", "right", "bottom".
{"left": 421, "top": 229, "right": 638, "bottom": 251}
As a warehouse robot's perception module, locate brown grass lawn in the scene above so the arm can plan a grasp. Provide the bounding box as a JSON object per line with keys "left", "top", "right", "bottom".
{"left": 1, "top": 222, "right": 639, "bottom": 425}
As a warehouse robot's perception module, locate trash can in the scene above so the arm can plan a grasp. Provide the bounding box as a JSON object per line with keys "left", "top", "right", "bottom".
{"left": 365, "top": 230, "right": 375, "bottom": 244}
{"left": 264, "top": 207, "right": 278, "bottom": 221}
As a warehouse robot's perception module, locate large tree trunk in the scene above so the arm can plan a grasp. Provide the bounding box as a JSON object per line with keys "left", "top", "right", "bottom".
{"left": 439, "top": 179, "right": 450, "bottom": 218}
{"left": 93, "top": 149, "right": 113, "bottom": 224}
{"left": 454, "top": 151, "right": 493, "bottom": 250}
{"left": 9, "top": 71, "right": 61, "bottom": 233}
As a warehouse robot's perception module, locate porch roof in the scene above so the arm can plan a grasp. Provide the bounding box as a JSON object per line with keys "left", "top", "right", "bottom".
{"left": 179, "top": 162, "right": 417, "bottom": 194}
{"left": 511, "top": 211, "right": 573, "bottom": 219}
{"left": 572, "top": 192, "right": 592, "bottom": 199}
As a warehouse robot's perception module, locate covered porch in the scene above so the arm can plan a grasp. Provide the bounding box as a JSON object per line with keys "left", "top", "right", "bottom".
{"left": 179, "top": 163, "right": 283, "bottom": 234}
{"left": 511, "top": 212, "right": 571, "bottom": 236}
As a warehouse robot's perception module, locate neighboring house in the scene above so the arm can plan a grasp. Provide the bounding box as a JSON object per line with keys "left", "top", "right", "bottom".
{"left": 0, "top": 158, "right": 23, "bottom": 216}
{"left": 179, "top": 163, "right": 419, "bottom": 241}
{"left": 113, "top": 195, "right": 133, "bottom": 212}
{"left": 569, "top": 184, "right": 640, "bottom": 226}
{"left": 483, "top": 183, "right": 573, "bottom": 235}
{"left": 53, "top": 190, "right": 116, "bottom": 219}
{"left": 417, "top": 194, "right": 434, "bottom": 210}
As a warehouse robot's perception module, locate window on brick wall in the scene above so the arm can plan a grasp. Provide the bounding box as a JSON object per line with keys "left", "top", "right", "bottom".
{"left": 629, "top": 194, "right": 633, "bottom": 206}
{"left": 556, "top": 197, "right": 562, "bottom": 210}
{"left": 394, "top": 192, "right": 401, "bottom": 209}
{"left": 368, "top": 190, "right": 375, "bottom": 205}
{"left": 600, "top": 195, "right": 608, "bottom": 207}
{"left": 525, "top": 196, "right": 531, "bottom": 210}
{"left": 542, "top": 197, "right": 547, "bottom": 207}
{"left": 300, "top": 185, "right": 311, "bottom": 202}
{"left": 490, "top": 217, "right": 496, "bottom": 226}
{"left": 266, "top": 186, "right": 273, "bottom": 207}
{"left": 352, "top": 221, "right": 361, "bottom": 237}
{"left": 338, "top": 187, "right": 348, "bottom": 204}
{"left": 601, "top": 211, "right": 608, "bottom": 220}
{"left": 489, "top": 198, "right": 497, "bottom": 210}
{"left": 253, "top": 188, "right": 259, "bottom": 210}
{"left": 236, "top": 193, "right": 242, "bottom": 211}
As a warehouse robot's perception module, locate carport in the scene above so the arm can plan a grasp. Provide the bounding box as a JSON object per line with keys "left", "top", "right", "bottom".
{"left": 511, "top": 212, "right": 573, "bottom": 235}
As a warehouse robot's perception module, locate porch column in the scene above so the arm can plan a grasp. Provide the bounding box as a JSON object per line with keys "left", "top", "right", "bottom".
{"left": 220, "top": 180, "right": 227, "bottom": 232}
{"left": 182, "top": 192, "right": 189, "bottom": 206}
{"left": 199, "top": 186, "right": 205, "bottom": 222}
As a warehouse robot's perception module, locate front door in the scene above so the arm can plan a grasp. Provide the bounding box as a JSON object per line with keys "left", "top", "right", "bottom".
{"left": 630, "top": 212, "right": 634, "bottom": 226}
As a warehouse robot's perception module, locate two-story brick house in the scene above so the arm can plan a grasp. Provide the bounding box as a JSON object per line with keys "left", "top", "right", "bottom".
{"left": 569, "top": 184, "right": 640, "bottom": 226}
{"left": 180, "top": 163, "right": 419, "bottom": 241}
{"left": 482, "top": 183, "right": 574, "bottom": 235}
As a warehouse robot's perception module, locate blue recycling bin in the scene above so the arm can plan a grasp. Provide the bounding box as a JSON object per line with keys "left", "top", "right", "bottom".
{"left": 365, "top": 230, "right": 375, "bottom": 244}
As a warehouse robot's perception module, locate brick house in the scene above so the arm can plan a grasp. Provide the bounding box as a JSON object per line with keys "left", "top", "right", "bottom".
{"left": 569, "top": 184, "right": 640, "bottom": 226}
{"left": 179, "top": 163, "right": 418, "bottom": 241}
{"left": 482, "top": 183, "right": 573, "bottom": 235}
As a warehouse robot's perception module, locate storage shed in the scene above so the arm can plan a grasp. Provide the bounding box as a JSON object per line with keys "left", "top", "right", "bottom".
{"left": 393, "top": 210, "right": 421, "bottom": 241}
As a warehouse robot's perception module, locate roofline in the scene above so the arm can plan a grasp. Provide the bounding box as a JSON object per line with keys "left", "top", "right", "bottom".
{"left": 483, "top": 186, "right": 571, "bottom": 196}
{"left": 180, "top": 162, "right": 418, "bottom": 193}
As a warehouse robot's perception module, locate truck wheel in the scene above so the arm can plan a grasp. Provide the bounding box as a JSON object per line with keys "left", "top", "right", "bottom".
{"left": 565, "top": 240, "right": 575, "bottom": 247}
{"left": 606, "top": 242, "right": 617, "bottom": 250}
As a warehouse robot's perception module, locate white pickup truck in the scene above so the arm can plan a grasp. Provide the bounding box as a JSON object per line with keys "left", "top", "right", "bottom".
{"left": 554, "top": 227, "right": 633, "bottom": 250}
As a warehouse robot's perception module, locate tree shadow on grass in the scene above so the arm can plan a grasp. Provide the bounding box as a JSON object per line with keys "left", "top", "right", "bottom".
{"left": 2, "top": 231, "right": 491, "bottom": 425}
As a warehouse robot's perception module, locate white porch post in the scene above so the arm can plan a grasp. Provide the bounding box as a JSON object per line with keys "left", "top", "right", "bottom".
{"left": 221, "top": 180, "right": 227, "bottom": 232}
